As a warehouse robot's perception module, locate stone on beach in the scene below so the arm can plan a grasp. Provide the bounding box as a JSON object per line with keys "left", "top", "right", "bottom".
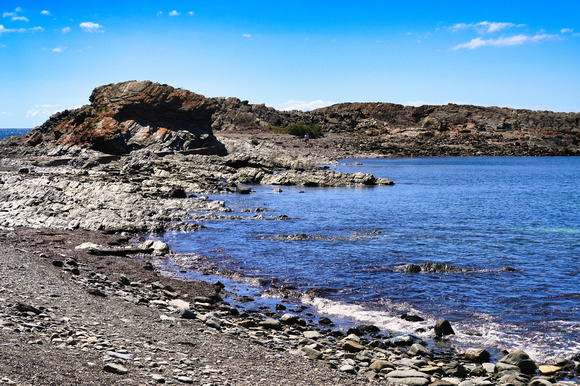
{"left": 497, "top": 350, "right": 537, "bottom": 374}
{"left": 463, "top": 348, "right": 491, "bottom": 363}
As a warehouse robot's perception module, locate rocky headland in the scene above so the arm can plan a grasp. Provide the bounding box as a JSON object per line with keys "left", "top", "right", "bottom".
{"left": 1, "top": 81, "right": 579, "bottom": 385}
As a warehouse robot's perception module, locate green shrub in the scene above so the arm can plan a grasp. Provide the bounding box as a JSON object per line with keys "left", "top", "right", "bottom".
{"left": 271, "top": 122, "right": 324, "bottom": 138}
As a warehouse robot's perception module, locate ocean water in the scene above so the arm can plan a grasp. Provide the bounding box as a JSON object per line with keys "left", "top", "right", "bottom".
{"left": 0, "top": 128, "right": 31, "bottom": 140}
{"left": 163, "top": 156, "right": 580, "bottom": 361}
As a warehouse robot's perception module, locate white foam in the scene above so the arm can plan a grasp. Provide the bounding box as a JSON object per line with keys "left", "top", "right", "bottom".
{"left": 303, "top": 295, "right": 580, "bottom": 362}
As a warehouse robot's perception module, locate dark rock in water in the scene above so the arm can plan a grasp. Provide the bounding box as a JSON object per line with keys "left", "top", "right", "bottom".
{"left": 236, "top": 187, "right": 252, "bottom": 194}
{"left": 434, "top": 318, "right": 455, "bottom": 338}
{"left": 401, "top": 313, "right": 425, "bottom": 322}
{"left": 404, "top": 264, "right": 422, "bottom": 273}
{"left": 404, "top": 261, "right": 468, "bottom": 274}
{"left": 387, "top": 333, "right": 426, "bottom": 347}
{"left": 359, "top": 324, "right": 381, "bottom": 334}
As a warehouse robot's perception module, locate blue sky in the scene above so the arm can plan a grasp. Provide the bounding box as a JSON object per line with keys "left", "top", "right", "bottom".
{"left": 1, "top": 1, "right": 579, "bottom": 128}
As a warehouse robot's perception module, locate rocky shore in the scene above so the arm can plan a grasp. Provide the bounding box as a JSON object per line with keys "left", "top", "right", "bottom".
{"left": 1, "top": 80, "right": 579, "bottom": 384}
{"left": 2, "top": 227, "right": 579, "bottom": 386}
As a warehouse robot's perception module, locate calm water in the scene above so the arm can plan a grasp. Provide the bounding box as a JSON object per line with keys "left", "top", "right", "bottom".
{"left": 164, "top": 157, "right": 580, "bottom": 361}
{"left": 0, "top": 128, "right": 30, "bottom": 140}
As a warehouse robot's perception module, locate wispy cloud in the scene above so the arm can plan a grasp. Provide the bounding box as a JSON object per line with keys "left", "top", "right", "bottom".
{"left": 561, "top": 28, "right": 574, "bottom": 34}
{"left": 62, "top": 27, "right": 71, "bottom": 34}
{"left": 448, "top": 21, "right": 522, "bottom": 34}
{"left": 27, "top": 104, "right": 61, "bottom": 119}
{"left": 41, "top": 10, "right": 51, "bottom": 16}
{"left": 188, "top": 11, "right": 195, "bottom": 16}
{"left": 272, "top": 100, "right": 334, "bottom": 111}
{"left": 80, "top": 22, "right": 104, "bottom": 33}
{"left": 0, "top": 24, "right": 41, "bottom": 35}
{"left": 169, "top": 10, "right": 180, "bottom": 16}
{"left": 453, "top": 33, "right": 559, "bottom": 50}
{"left": 242, "top": 33, "right": 251, "bottom": 38}
{"left": 3, "top": 7, "right": 28, "bottom": 22}
{"left": 0, "top": 25, "right": 15, "bottom": 35}
{"left": 52, "top": 47, "right": 65, "bottom": 53}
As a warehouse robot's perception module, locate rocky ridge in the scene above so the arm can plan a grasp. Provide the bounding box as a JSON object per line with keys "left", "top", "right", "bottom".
{"left": 4, "top": 80, "right": 580, "bottom": 158}
{"left": 211, "top": 98, "right": 580, "bottom": 156}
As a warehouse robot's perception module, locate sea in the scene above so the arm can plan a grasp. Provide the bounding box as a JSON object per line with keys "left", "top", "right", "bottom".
{"left": 0, "top": 128, "right": 30, "bottom": 140}
{"left": 161, "top": 156, "right": 580, "bottom": 362}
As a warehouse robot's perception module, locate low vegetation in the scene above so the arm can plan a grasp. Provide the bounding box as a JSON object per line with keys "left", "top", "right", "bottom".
{"left": 271, "top": 122, "right": 324, "bottom": 138}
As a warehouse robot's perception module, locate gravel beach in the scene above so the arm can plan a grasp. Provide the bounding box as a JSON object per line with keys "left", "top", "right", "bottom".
{"left": 0, "top": 227, "right": 372, "bottom": 385}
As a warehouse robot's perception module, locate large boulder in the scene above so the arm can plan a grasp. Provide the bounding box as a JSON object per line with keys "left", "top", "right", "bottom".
{"left": 22, "top": 81, "right": 226, "bottom": 155}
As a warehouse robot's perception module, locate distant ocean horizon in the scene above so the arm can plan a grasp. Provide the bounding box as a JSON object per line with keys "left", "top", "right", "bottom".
{"left": 0, "top": 128, "right": 31, "bottom": 141}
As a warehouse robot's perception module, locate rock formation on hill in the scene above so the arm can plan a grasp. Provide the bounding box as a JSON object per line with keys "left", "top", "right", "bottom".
{"left": 9, "top": 81, "right": 225, "bottom": 155}
{"left": 3, "top": 80, "right": 579, "bottom": 157}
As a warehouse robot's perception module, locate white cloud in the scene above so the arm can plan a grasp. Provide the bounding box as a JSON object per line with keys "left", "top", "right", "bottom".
{"left": 27, "top": 104, "right": 61, "bottom": 119}
{"left": 52, "top": 47, "right": 65, "bottom": 53}
{"left": 188, "top": 11, "right": 195, "bottom": 16}
{"left": 169, "top": 10, "right": 180, "bottom": 16}
{"left": 41, "top": 10, "right": 51, "bottom": 16}
{"left": 272, "top": 100, "right": 334, "bottom": 111}
{"left": 0, "top": 24, "right": 16, "bottom": 35}
{"left": 157, "top": 11, "right": 163, "bottom": 16}
{"left": 80, "top": 22, "right": 104, "bottom": 33}
{"left": 3, "top": 7, "right": 28, "bottom": 22}
{"left": 242, "top": 34, "right": 251, "bottom": 38}
{"left": 62, "top": 27, "right": 71, "bottom": 34}
{"left": 561, "top": 28, "right": 574, "bottom": 34}
{"left": 453, "top": 33, "right": 558, "bottom": 50}
{"left": 448, "top": 21, "right": 520, "bottom": 34}
{"left": 0, "top": 24, "right": 43, "bottom": 35}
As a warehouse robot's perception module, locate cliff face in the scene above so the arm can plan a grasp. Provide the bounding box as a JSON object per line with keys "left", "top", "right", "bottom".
{"left": 7, "top": 80, "right": 580, "bottom": 157}
{"left": 19, "top": 81, "right": 225, "bottom": 155}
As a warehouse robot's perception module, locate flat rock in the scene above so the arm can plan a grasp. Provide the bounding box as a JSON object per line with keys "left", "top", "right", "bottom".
{"left": 103, "top": 363, "right": 128, "bottom": 375}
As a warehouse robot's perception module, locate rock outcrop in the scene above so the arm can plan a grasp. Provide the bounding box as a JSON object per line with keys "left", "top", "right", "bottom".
{"left": 7, "top": 81, "right": 225, "bottom": 155}
{"left": 210, "top": 100, "right": 580, "bottom": 156}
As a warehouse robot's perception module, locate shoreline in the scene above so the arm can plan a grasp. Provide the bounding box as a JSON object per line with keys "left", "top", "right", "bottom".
{"left": 1, "top": 132, "right": 579, "bottom": 384}
{"left": 2, "top": 226, "right": 579, "bottom": 385}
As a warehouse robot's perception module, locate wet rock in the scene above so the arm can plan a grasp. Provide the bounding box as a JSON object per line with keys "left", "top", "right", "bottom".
{"left": 498, "top": 350, "right": 537, "bottom": 375}
{"left": 387, "top": 333, "right": 426, "bottom": 346}
{"left": 434, "top": 319, "right": 455, "bottom": 338}
{"left": 463, "top": 348, "right": 491, "bottom": 363}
